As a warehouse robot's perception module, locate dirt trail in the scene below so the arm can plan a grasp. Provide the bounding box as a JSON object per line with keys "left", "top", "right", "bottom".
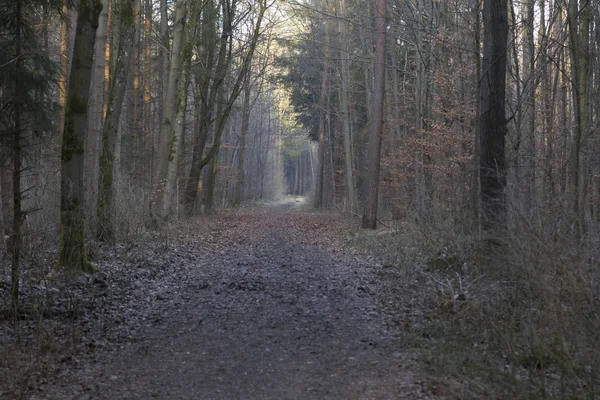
{"left": 34, "top": 204, "right": 430, "bottom": 399}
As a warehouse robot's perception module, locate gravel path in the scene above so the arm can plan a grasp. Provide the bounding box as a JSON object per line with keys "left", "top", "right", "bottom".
{"left": 31, "top": 204, "right": 431, "bottom": 399}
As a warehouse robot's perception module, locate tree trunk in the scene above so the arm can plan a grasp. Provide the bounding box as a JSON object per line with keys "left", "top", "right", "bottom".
{"left": 522, "top": 0, "right": 536, "bottom": 216}
{"left": 159, "top": 0, "right": 169, "bottom": 122}
{"left": 58, "top": 0, "right": 70, "bottom": 136}
{"left": 234, "top": 67, "right": 252, "bottom": 206}
{"left": 338, "top": 0, "right": 357, "bottom": 213}
{"left": 479, "top": 0, "right": 508, "bottom": 243}
{"left": 362, "top": 0, "right": 387, "bottom": 229}
{"left": 205, "top": 143, "right": 219, "bottom": 211}
{"left": 166, "top": 52, "right": 191, "bottom": 216}
{"left": 314, "top": 20, "right": 330, "bottom": 209}
{"left": 85, "top": 0, "right": 110, "bottom": 219}
{"left": 102, "top": 0, "right": 112, "bottom": 119}
{"left": 143, "top": 0, "right": 152, "bottom": 184}
{"left": 128, "top": 0, "right": 141, "bottom": 175}
{"left": 96, "top": 0, "right": 135, "bottom": 242}
{"left": 59, "top": 0, "right": 102, "bottom": 272}
{"left": 10, "top": 0, "right": 23, "bottom": 313}
{"left": 470, "top": 0, "right": 481, "bottom": 232}
{"left": 153, "top": 0, "right": 187, "bottom": 220}
{"left": 567, "top": 0, "right": 591, "bottom": 238}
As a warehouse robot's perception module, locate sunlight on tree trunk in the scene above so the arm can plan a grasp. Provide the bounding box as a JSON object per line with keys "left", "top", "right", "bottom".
{"left": 97, "top": 0, "right": 135, "bottom": 242}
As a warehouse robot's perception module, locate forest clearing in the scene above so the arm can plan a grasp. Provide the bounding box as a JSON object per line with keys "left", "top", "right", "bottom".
{"left": 1, "top": 0, "right": 599, "bottom": 398}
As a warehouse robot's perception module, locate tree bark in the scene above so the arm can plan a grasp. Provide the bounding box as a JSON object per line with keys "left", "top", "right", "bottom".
{"left": 59, "top": 0, "right": 102, "bottom": 272}
{"left": 166, "top": 51, "right": 192, "bottom": 216}
{"left": 159, "top": 0, "right": 169, "bottom": 122}
{"left": 153, "top": 0, "right": 187, "bottom": 220}
{"left": 85, "top": 0, "right": 110, "bottom": 218}
{"left": 128, "top": 0, "right": 141, "bottom": 175}
{"left": 362, "top": 0, "right": 386, "bottom": 229}
{"left": 58, "top": 0, "right": 70, "bottom": 136}
{"left": 234, "top": 67, "right": 252, "bottom": 206}
{"left": 314, "top": 19, "right": 330, "bottom": 209}
{"left": 143, "top": 0, "right": 152, "bottom": 183}
{"left": 522, "top": 0, "right": 536, "bottom": 216}
{"left": 470, "top": 0, "right": 481, "bottom": 232}
{"left": 338, "top": 0, "right": 357, "bottom": 213}
{"left": 96, "top": 0, "right": 135, "bottom": 242}
{"left": 479, "top": 0, "right": 508, "bottom": 242}
{"left": 102, "top": 0, "right": 112, "bottom": 119}
{"left": 10, "top": 0, "right": 23, "bottom": 313}
{"left": 567, "top": 0, "right": 591, "bottom": 238}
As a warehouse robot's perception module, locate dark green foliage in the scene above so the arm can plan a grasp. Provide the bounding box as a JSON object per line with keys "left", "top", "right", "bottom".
{"left": 0, "top": 0, "right": 60, "bottom": 142}
{"left": 274, "top": 22, "right": 325, "bottom": 139}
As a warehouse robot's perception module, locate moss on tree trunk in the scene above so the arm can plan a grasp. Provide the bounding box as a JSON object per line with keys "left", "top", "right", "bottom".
{"left": 58, "top": 0, "right": 102, "bottom": 272}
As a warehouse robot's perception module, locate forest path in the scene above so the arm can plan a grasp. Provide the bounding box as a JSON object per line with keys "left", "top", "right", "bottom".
{"left": 36, "top": 203, "right": 430, "bottom": 399}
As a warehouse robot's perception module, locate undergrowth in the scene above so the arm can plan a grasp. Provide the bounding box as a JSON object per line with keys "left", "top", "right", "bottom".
{"left": 350, "top": 207, "right": 600, "bottom": 399}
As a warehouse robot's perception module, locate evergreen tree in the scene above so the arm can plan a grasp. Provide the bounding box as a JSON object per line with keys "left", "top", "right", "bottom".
{"left": 0, "top": 0, "right": 59, "bottom": 312}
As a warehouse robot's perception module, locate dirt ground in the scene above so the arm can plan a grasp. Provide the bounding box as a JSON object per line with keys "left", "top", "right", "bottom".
{"left": 2, "top": 202, "right": 436, "bottom": 399}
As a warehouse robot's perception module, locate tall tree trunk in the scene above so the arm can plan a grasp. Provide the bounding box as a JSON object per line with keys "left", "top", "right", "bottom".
{"left": 508, "top": 0, "right": 522, "bottom": 191}
{"left": 143, "top": 0, "right": 152, "bottom": 184}
{"left": 539, "top": 0, "right": 552, "bottom": 215}
{"left": 338, "top": 0, "right": 357, "bottom": 213}
{"left": 159, "top": 0, "right": 169, "bottom": 122}
{"left": 128, "top": 0, "right": 141, "bottom": 175}
{"left": 10, "top": 0, "right": 23, "bottom": 313}
{"left": 59, "top": 0, "right": 102, "bottom": 272}
{"left": 479, "top": 0, "right": 508, "bottom": 243}
{"left": 362, "top": 0, "right": 387, "bottom": 229}
{"left": 96, "top": 0, "right": 135, "bottom": 242}
{"left": 234, "top": 67, "right": 252, "bottom": 206}
{"left": 185, "top": 0, "right": 226, "bottom": 212}
{"left": 314, "top": 20, "right": 330, "bottom": 209}
{"left": 470, "top": 0, "right": 481, "bottom": 232}
{"left": 567, "top": 0, "right": 591, "bottom": 238}
{"left": 153, "top": 0, "right": 187, "bottom": 220}
{"left": 414, "top": 0, "right": 427, "bottom": 215}
{"left": 166, "top": 51, "right": 191, "bottom": 216}
{"left": 102, "top": 0, "right": 112, "bottom": 119}
{"left": 522, "top": 0, "right": 536, "bottom": 216}
{"left": 85, "top": 0, "right": 110, "bottom": 220}
{"left": 58, "top": 0, "right": 70, "bottom": 136}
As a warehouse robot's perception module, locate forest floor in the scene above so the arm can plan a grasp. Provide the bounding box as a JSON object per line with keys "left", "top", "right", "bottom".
{"left": 1, "top": 200, "right": 448, "bottom": 399}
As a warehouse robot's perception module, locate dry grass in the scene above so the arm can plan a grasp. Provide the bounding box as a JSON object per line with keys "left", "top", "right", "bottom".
{"left": 351, "top": 203, "right": 600, "bottom": 399}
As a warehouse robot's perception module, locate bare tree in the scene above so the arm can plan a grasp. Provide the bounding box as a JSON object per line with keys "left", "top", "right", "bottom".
{"left": 362, "top": 0, "right": 387, "bottom": 229}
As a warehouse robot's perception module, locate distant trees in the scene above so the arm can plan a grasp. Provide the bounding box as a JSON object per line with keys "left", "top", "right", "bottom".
{"left": 277, "top": 0, "right": 598, "bottom": 247}
{"left": 2, "top": 0, "right": 599, "bottom": 303}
